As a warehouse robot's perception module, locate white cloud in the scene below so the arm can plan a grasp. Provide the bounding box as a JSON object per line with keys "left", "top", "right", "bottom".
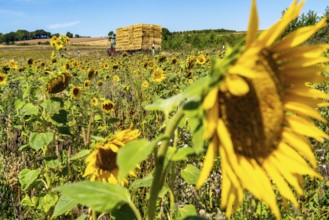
{"left": 48, "top": 21, "right": 80, "bottom": 29}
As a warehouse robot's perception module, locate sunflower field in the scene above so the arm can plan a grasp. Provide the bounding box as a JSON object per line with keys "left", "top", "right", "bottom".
{"left": 1, "top": 1, "right": 329, "bottom": 220}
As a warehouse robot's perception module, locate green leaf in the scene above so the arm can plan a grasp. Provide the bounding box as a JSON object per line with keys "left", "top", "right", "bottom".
{"left": 18, "top": 168, "right": 41, "bottom": 191}
{"left": 117, "top": 139, "right": 154, "bottom": 181}
{"left": 29, "top": 132, "right": 54, "bottom": 151}
{"left": 51, "top": 109, "right": 68, "bottom": 124}
{"left": 14, "top": 100, "right": 25, "bottom": 111}
{"left": 76, "top": 215, "right": 88, "bottom": 220}
{"left": 44, "top": 157, "right": 61, "bottom": 169}
{"left": 189, "top": 118, "right": 204, "bottom": 154}
{"left": 41, "top": 99, "right": 61, "bottom": 114}
{"left": 171, "top": 147, "right": 195, "bottom": 161}
{"left": 176, "top": 204, "right": 198, "bottom": 220}
{"left": 70, "top": 149, "right": 91, "bottom": 161}
{"left": 52, "top": 195, "right": 78, "bottom": 217}
{"left": 145, "top": 93, "right": 183, "bottom": 116}
{"left": 180, "top": 165, "right": 200, "bottom": 185}
{"left": 18, "top": 144, "right": 29, "bottom": 151}
{"left": 37, "top": 193, "right": 58, "bottom": 213}
{"left": 57, "top": 126, "right": 72, "bottom": 136}
{"left": 20, "top": 103, "right": 39, "bottom": 116}
{"left": 53, "top": 181, "right": 131, "bottom": 213}
{"left": 21, "top": 195, "right": 35, "bottom": 207}
{"left": 111, "top": 203, "right": 136, "bottom": 220}
{"left": 130, "top": 174, "right": 153, "bottom": 190}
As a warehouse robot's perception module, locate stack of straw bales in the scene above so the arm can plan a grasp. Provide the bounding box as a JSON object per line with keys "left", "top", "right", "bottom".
{"left": 116, "top": 24, "right": 162, "bottom": 51}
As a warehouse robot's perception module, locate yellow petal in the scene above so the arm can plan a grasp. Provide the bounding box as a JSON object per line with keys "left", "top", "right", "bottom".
{"left": 246, "top": 0, "right": 258, "bottom": 48}
{"left": 258, "top": 0, "right": 304, "bottom": 47}
{"left": 269, "top": 152, "right": 303, "bottom": 195}
{"left": 282, "top": 129, "right": 317, "bottom": 167}
{"left": 203, "top": 98, "right": 219, "bottom": 140}
{"left": 196, "top": 137, "right": 218, "bottom": 189}
{"left": 284, "top": 101, "right": 325, "bottom": 122}
{"left": 276, "top": 45, "right": 329, "bottom": 60}
{"left": 286, "top": 115, "right": 329, "bottom": 141}
{"left": 272, "top": 18, "right": 327, "bottom": 52}
{"left": 281, "top": 56, "right": 329, "bottom": 69}
{"left": 226, "top": 75, "right": 249, "bottom": 96}
{"left": 263, "top": 158, "right": 299, "bottom": 207}
{"left": 202, "top": 87, "right": 218, "bottom": 110}
{"left": 285, "top": 87, "right": 329, "bottom": 100}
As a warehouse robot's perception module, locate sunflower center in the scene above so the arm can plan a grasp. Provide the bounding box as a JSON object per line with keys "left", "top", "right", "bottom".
{"left": 96, "top": 148, "right": 118, "bottom": 172}
{"left": 219, "top": 51, "right": 284, "bottom": 159}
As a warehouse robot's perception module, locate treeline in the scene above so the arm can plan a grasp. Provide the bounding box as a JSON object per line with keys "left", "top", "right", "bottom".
{"left": 0, "top": 29, "right": 85, "bottom": 45}
{"left": 161, "top": 6, "right": 329, "bottom": 51}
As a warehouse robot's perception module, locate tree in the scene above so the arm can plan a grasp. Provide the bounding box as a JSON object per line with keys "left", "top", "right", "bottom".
{"left": 74, "top": 34, "right": 80, "bottom": 38}
{"left": 16, "top": 29, "right": 31, "bottom": 40}
{"left": 108, "top": 31, "right": 114, "bottom": 39}
{"left": 66, "top": 32, "right": 73, "bottom": 38}
{"left": 2, "top": 32, "right": 17, "bottom": 44}
{"left": 162, "top": 27, "right": 171, "bottom": 41}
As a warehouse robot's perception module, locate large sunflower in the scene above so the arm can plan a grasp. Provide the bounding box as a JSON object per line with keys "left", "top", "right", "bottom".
{"left": 196, "top": 0, "right": 329, "bottom": 218}
{"left": 83, "top": 128, "right": 141, "bottom": 184}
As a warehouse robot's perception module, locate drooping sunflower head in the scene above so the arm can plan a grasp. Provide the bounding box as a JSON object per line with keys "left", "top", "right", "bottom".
{"left": 185, "top": 55, "right": 197, "bottom": 69}
{"left": 83, "top": 128, "right": 141, "bottom": 184}
{"left": 101, "top": 100, "right": 115, "bottom": 113}
{"left": 46, "top": 72, "right": 71, "bottom": 94}
{"left": 151, "top": 67, "right": 166, "bottom": 82}
{"left": 87, "top": 67, "right": 97, "bottom": 79}
{"left": 70, "top": 86, "right": 82, "bottom": 99}
{"left": 27, "top": 58, "right": 34, "bottom": 66}
{"left": 97, "top": 80, "right": 103, "bottom": 87}
{"left": 197, "top": 0, "right": 329, "bottom": 218}
{"left": 0, "top": 73, "right": 8, "bottom": 86}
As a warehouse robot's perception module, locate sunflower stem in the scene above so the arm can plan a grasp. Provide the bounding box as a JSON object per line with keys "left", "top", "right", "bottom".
{"left": 128, "top": 200, "right": 142, "bottom": 220}
{"left": 147, "top": 107, "right": 184, "bottom": 220}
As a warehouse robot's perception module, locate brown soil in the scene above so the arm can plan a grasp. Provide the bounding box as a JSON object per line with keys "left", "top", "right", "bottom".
{"left": 14, "top": 37, "right": 110, "bottom": 46}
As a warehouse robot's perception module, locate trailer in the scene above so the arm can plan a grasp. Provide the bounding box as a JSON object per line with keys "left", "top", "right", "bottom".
{"left": 115, "top": 24, "right": 162, "bottom": 53}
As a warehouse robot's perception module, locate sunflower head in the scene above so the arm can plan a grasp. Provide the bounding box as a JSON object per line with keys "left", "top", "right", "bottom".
{"left": 0, "top": 73, "right": 8, "bottom": 86}
{"left": 83, "top": 128, "right": 141, "bottom": 184}
{"left": 87, "top": 67, "right": 97, "bottom": 79}
{"left": 84, "top": 80, "right": 91, "bottom": 88}
{"left": 71, "top": 86, "right": 82, "bottom": 99}
{"left": 91, "top": 97, "right": 99, "bottom": 106}
{"left": 196, "top": 54, "right": 207, "bottom": 65}
{"left": 196, "top": 0, "right": 329, "bottom": 218}
{"left": 46, "top": 72, "right": 71, "bottom": 94}
{"left": 151, "top": 67, "right": 166, "bottom": 82}
{"left": 142, "top": 80, "right": 149, "bottom": 89}
{"left": 97, "top": 80, "right": 104, "bottom": 87}
{"left": 27, "top": 58, "right": 34, "bottom": 66}
{"left": 101, "top": 100, "right": 115, "bottom": 113}
{"left": 113, "top": 75, "right": 120, "bottom": 83}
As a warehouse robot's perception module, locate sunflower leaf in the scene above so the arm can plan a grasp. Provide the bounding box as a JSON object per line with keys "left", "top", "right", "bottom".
{"left": 18, "top": 168, "right": 42, "bottom": 191}
{"left": 29, "top": 132, "right": 54, "bottom": 151}
{"left": 180, "top": 164, "right": 200, "bottom": 185}
{"left": 52, "top": 195, "right": 78, "bottom": 217}
{"left": 117, "top": 139, "right": 154, "bottom": 181}
{"left": 53, "top": 181, "right": 131, "bottom": 213}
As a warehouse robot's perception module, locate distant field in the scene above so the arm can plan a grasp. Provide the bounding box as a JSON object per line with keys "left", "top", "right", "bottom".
{"left": 13, "top": 37, "right": 110, "bottom": 46}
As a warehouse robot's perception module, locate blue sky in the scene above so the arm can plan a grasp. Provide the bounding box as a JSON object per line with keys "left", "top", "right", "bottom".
{"left": 0, "top": 0, "right": 328, "bottom": 37}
